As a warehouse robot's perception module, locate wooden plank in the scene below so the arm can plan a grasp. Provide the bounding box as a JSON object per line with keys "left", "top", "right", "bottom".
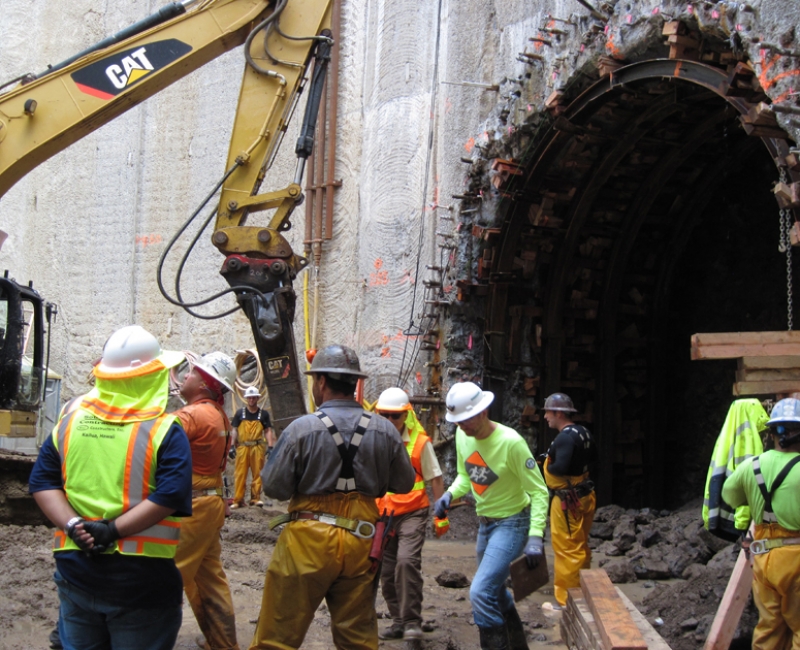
{"left": 564, "top": 589, "right": 604, "bottom": 650}
{"left": 740, "top": 356, "right": 800, "bottom": 370}
{"left": 580, "top": 570, "right": 648, "bottom": 650}
{"left": 703, "top": 527, "right": 754, "bottom": 650}
{"left": 736, "top": 368, "right": 800, "bottom": 382}
{"left": 615, "top": 588, "right": 672, "bottom": 650}
{"left": 692, "top": 332, "right": 800, "bottom": 360}
{"left": 733, "top": 380, "right": 800, "bottom": 396}
{"left": 693, "top": 331, "right": 800, "bottom": 346}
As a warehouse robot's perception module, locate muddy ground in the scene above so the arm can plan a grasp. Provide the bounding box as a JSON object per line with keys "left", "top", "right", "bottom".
{"left": 0, "top": 464, "right": 755, "bottom": 650}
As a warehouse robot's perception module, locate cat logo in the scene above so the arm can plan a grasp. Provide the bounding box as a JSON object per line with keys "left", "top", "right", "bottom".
{"left": 266, "top": 356, "right": 292, "bottom": 381}
{"left": 105, "top": 47, "right": 154, "bottom": 90}
{"left": 71, "top": 39, "right": 192, "bottom": 100}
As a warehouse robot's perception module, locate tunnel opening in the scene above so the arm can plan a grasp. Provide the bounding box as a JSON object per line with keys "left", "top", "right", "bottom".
{"left": 473, "top": 57, "right": 799, "bottom": 509}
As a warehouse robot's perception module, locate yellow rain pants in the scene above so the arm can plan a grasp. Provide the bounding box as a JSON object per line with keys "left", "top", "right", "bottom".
{"left": 751, "top": 523, "right": 800, "bottom": 650}
{"left": 249, "top": 492, "right": 380, "bottom": 650}
{"left": 544, "top": 461, "right": 596, "bottom": 607}
{"left": 233, "top": 442, "right": 266, "bottom": 505}
{"left": 175, "top": 473, "right": 239, "bottom": 650}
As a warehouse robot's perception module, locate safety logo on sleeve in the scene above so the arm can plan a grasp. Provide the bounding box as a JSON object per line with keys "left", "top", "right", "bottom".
{"left": 465, "top": 451, "right": 498, "bottom": 495}
{"left": 525, "top": 458, "right": 536, "bottom": 470}
{"left": 71, "top": 39, "right": 193, "bottom": 100}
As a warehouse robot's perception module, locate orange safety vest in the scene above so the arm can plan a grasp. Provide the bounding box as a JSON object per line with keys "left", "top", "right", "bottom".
{"left": 376, "top": 424, "right": 430, "bottom": 516}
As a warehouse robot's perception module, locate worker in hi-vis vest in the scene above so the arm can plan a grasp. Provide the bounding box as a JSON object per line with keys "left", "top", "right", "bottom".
{"left": 375, "top": 387, "right": 444, "bottom": 642}
{"left": 722, "top": 397, "right": 800, "bottom": 650}
{"left": 29, "top": 325, "right": 192, "bottom": 650}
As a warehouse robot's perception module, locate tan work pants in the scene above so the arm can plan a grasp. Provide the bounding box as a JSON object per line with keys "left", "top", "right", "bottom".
{"left": 249, "top": 492, "right": 379, "bottom": 650}
{"left": 752, "top": 523, "right": 800, "bottom": 650}
{"left": 175, "top": 474, "right": 239, "bottom": 650}
{"left": 233, "top": 442, "right": 265, "bottom": 505}
{"left": 380, "top": 507, "right": 428, "bottom": 627}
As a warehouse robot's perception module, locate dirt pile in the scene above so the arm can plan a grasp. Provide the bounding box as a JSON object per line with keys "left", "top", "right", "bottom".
{"left": 588, "top": 500, "right": 758, "bottom": 650}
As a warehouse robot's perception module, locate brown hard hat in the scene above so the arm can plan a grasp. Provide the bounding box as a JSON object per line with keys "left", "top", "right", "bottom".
{"left": 303, "top": 344, "right": 368, "bottom": 380}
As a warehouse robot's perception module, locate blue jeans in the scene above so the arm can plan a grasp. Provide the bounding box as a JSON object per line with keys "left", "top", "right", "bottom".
{"left": 55, "top": 572, "right": 182, "bottom": 650}
{"left": 471, "top": 508, "right": 529, "bottom": 628}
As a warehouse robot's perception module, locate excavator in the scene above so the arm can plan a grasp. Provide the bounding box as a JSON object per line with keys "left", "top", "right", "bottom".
{"left": 0, "top": 0, "right": 335, "bottom": 439}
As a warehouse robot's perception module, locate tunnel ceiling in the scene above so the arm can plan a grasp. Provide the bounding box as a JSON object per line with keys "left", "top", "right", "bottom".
{"left": 477, "top": 58, "right": 798, "bottom": 507}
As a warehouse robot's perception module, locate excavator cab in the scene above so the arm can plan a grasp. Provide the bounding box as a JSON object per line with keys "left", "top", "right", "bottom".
{"left": 0, "top": 273, "right": 44, "bottom": 436}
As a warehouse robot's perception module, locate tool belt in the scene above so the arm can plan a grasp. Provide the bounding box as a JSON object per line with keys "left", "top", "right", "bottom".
{"left": 192, "top": 487, "right": 224, "bottom": 499}
{"left": 750, "top": 536, "right": 800, "bottom": 555}
{"left": 239, "top": 440, "right": 266, "bottom": 447}
{"left": 268, "top": 510, "right": 376, "bottom": 539}
{"left": 553, "top": 480, "right": 594, "bottom": 501}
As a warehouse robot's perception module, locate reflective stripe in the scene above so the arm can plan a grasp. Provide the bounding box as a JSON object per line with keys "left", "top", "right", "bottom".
{"left": 81, "top": 397, "right": 163, "bottom": 422}
{"left": 123, "top": 418, "right": 161, "bottom": 511}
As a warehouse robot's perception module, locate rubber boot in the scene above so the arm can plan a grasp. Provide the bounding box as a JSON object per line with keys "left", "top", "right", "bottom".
{"left": 504, "top": 605, "right": 529, "bottom": 650}
{"left": 478, "top": 625, "right": 511, "bottom": 650}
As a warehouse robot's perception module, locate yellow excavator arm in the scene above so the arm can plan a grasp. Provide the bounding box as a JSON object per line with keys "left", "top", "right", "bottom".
{"left": 0, "top": 0, "right": 333, "bottom": 431}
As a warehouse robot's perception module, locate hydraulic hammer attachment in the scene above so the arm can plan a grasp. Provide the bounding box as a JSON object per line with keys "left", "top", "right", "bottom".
{"left": 220, "top": 255, "right": 305, "bottom": 435}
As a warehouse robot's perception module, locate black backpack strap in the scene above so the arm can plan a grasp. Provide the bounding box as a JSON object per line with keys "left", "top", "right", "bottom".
{"left": 753, "top": 454, "right": 800, "bottom": 522}
{"left": 315, "top": 410, "right": 372, "bottom": 492}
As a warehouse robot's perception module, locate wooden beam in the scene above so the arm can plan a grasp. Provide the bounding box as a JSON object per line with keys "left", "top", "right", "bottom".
{"left": 615, "top": 588, "right": 672, "bottom": 650}
{"left": 736, "top": 369, "right": 800, "bottom": 382}
{"left": 733, "top": 380, "right": 800, "bottom": 396}
{"left": 703, "top": 527, "right": 754, "bottom": 650}
{"left": 580, "top": 570, "right": 648, "bottom": 650}
{"left": 691, "top": 331, "right": 800, "bottom": 360}
{"left": 739, "top": 356, "right": 800, "bottom": 370}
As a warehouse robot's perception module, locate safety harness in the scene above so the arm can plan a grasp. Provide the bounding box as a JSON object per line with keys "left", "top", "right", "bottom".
{"left": 268, "top": 409, "right": 377, "bottom": 539}
{"left": 316, "top": 409, "right": 372, "bottom": 492}
{"left": 750, "top": 454, "right": 800, "bottom": 554}
{"left": 553, "top": 479, "right": 594, "bottom": 536}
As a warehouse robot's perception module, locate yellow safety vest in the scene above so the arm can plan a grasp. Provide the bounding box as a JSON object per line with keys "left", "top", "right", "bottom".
{"left": 52, "top": 394, "right": 182, "bottom": 558}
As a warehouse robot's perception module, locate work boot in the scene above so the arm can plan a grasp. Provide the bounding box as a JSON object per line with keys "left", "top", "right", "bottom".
{"left": 478, "top": 625, "right": 511, "bottom": 650}
{"left": 403, "top": 622, "right": 424, "bottom": 640}
{"left": 378, "top": 623, "right": 404, "bottom": 640}
{"left": 503, "top": 605, "right": 528, "bottom": 650}
{"left": 49, "top": 626, "right": 63, "bottom": 650}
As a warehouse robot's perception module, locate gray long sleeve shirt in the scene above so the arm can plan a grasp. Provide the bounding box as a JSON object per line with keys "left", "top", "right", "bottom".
{"left": 261, "top": 399, "right": 415, "bottom": 501}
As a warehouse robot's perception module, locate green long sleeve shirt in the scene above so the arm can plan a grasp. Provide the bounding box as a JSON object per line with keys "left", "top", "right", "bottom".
{"left": 448, "top": 422, "right": 549, "bottom": 537}
{"left": 721, "top": 450, "right": 800, "bottom": 530}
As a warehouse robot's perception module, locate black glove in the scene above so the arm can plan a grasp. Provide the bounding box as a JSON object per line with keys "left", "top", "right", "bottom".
{"left": 524, "top": 535, "right": 544, "bottom": 569}
{"left": 65, "top": 516, "right": 92, "bottom": 552}
{"left": 82, "top": 519, "right": 120, "bottom": 553}
{"left": 228, "top": 446, "right": 236, "bottom": 460}
{"left": 433, "top": 492, "right": 452, "bottom": 519}
{"left": 266, "top": 446, "right": 273, "bottom": 459}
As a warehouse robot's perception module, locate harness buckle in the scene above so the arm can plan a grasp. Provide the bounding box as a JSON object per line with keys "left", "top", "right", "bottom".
{"left": 318, "top": 513, "right": 338, "bottom": 526}
{"left": 750, "top": 539, "right": 771, "bottom": 555}
{"left": 352, "top": 521, "right": 376, "bottom": 539}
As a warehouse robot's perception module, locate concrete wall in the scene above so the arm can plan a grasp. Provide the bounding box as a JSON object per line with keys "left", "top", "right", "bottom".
{"left": 1, "top": 0, "right": 799, "bottom": 410}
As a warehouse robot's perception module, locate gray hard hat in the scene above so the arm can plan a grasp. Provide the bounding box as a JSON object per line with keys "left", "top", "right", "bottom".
{"left": 543, "top": 393, "right": 577, "bottom": 412}
{"left": 303, "top": 344, "right": 368, "bottom": 380}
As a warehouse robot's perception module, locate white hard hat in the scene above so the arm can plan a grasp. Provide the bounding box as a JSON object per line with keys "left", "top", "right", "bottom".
{"left": 194, "top": 352, "right": 236, "bottom": 393}
{"left": 376, "top": 387, "right": 411, "bottom": 412}
{"left": 767, "top": 398, "right": 800, "bottom": 426}
{"left": 243, "top": 386, "right": 261, "bottom": 399}
{"left": 445, "top": 382, "right": 494, "bottom": 423}
{"left": 95, "top": 325, "right": 184, "bottom": 377}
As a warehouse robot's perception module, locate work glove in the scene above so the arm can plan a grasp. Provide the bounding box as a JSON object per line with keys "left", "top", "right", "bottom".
{"left": 82, "top": 519, "right": 120, "bottom": 554}
{"left": 65, "top": 516, "right": 92, "bottom": 553}
{"left": 228, "top": 446, "right": 236, "bottom": 460}
{"left": 523, "top": 535, "right": 544, "bottom": 569}
{"left": 433, "top": 491, "right": 452, "bottom": 519}
{"left": 266, "top": 446, "right": 273, "bottom": 459}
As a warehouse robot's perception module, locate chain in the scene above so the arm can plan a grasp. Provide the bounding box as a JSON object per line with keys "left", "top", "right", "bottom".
{"left": 779, "top": 167, "right": 793, "bottom": 330}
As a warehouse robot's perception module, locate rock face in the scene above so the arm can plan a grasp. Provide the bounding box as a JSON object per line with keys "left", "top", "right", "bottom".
{"left": 589, "top": 500, "right": 759, "bottom": 650}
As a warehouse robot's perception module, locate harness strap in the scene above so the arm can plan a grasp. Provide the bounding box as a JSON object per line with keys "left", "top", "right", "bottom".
{"left": 315, "top": 410, "right": 372, "bottom": 492}
{"left": 753, "top": 455, "right": 800, "bottom": 522}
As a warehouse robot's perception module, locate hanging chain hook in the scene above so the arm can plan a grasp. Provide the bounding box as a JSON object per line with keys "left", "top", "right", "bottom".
{"left": 779, "top": 168, "right": 794, "bottom": 330}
